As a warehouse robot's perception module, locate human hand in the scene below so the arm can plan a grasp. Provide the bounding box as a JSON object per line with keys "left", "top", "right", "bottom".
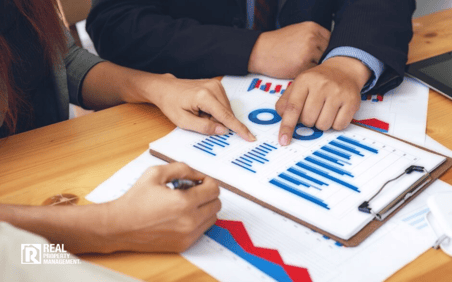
{"left": 146, "top": 74, "right": 255, "bottom": 141}
{"left": 101, "top": 162, "right": 221, "bottom": 253}
{"left": 248, "top": 21, "right": 330, "bottom": 79}
{"left": 275, "top": 56, "right": 372, "bottom": 146}
{"left": 85, "top": 63, "right": 255, "bottom": 141}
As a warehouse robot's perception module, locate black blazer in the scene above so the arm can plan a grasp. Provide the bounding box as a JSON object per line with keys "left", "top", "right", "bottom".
{"left": 87, "top": 0, "right": 415, "bottom": 94}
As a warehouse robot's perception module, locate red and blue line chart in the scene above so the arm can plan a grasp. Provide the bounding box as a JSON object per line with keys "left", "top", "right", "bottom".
{"left": 206, "top": 219, "right": 312, "bottom": 282}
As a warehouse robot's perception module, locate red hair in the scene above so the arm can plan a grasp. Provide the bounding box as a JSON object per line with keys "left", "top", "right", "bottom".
{"left": 0, "top": 0, "right": 66, "bottom": 135}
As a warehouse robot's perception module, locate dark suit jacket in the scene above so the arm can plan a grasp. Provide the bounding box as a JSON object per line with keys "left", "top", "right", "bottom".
{"left": 87, "top": 0, "right": 415, "bottom": 94}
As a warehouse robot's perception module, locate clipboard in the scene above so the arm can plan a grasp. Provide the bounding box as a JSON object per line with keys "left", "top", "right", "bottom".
{"left": 150, "top": 130, "right": 452, "bottom": 247}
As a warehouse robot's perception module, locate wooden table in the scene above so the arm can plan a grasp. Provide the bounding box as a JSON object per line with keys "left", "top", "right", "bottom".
{"left": 1, "top": 8, "right": 452, "bottom": 282}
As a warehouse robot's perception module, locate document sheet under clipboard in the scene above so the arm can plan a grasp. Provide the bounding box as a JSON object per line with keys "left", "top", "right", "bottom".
{"left": 149, "top": 75, "right": 446, "bottom": 242}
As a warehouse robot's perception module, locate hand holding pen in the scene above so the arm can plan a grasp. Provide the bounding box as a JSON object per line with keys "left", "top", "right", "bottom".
{"left": 104, "top": 162, "right": 221, "bottom": 253}
{"left": 169, "top": 179, "right": 202, "bottom": 190}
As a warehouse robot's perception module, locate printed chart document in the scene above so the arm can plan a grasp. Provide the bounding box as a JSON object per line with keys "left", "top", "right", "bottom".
{"left": 149, "top": 81, "right": 445, "bottom": 240}
{"left": 86, "top": 151, "right": 451, "bottom": 282}
{"left": 221, "top": 74, "right": 429, "bottom": 146}
{"left": 354, "top": 76, "right": 429, "bottom": 146}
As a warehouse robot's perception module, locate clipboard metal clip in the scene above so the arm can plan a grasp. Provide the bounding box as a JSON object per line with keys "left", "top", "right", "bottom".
{"left": 358, "top": 165, "right": 432, "bottom": 221}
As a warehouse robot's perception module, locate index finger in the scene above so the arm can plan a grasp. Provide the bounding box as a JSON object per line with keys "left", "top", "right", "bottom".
{"left": 198, "top": 95, "right": 256, "bottom": 142}
{"left": 278, "top": 85, "right": 309, "bottom": 146}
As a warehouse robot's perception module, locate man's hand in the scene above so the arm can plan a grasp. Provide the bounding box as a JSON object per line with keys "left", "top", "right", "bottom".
{"left": 102, "top": 162, "right": 221, "bottom": 253}
{"left": 248, "top": 21, "right": 330, "bottom": 79}
{"left": 275, "top": 56, "right": 372, "bottom": 146}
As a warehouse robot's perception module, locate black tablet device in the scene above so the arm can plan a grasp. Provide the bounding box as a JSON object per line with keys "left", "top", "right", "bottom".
{"left": 406, "top": 51, "right": 452, "bottom": 100}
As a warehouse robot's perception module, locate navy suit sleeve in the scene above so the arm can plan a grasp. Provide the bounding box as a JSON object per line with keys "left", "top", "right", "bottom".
{"left": 325, "top": 0, "right": 416, "bottom": 94}
{"left": 86, "top": 0, "right": 261, "bottom": 78}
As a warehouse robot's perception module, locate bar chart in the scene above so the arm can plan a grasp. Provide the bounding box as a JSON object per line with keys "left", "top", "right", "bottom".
{"left": 149, "top": 122, "right": 444, "bottom": 239}
{"left": 231, "top": 142, "right": 278, "bottom": 173}
{"left": 401, "top": 207, "right": 430, "bottom": 230}
{"left": 269, "top": 135, "right": 379, "bottom": 210}
{"left": 150, "top": 75, "right": 444, "bottom": 239}
{"left": 248, "top": 78, "right": 292, "bottom": 95}
{"left": 222, "top": 74, "right": 428, "bottom": 146}
{"left": 361, "top": 93, "right": 384, "bottom": 102}
{"left": 193, "top": 131, "right": 234, "bottom": 156}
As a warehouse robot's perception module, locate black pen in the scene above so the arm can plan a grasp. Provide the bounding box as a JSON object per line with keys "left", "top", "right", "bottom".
{"left": 170, "top": 179, "right": 202, "bottom": 190}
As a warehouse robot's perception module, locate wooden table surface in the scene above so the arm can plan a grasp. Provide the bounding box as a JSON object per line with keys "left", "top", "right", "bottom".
{"left": 1, "top": 8, "right": 452, "bottom": 282}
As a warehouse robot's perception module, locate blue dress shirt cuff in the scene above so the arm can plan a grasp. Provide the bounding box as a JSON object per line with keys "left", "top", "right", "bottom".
{"left": 322, "top": 47, "right": 385, "bottom": 93}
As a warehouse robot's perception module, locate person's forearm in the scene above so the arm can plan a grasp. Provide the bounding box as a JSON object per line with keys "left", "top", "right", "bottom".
{"left": 80, "top": 61, "right": 171, "bottom": 110}
{"left": 0, "top": 203, "right": 110, "bottom": 253}
{"left": 87, "top": 2, "right": 260, "bottom": 79}
{"left": 326, "top": 0, "right": 414, "bottom": 78}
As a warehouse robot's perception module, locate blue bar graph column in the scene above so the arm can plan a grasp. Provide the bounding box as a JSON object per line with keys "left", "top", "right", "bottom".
{"left": 266, "top": 134, "right": 382, "bottom": 210}
{"left": 269, "top": 179, "right": 330, "bottom": 209}
{"left": 193, "top": 131, "right": 234, "bottom": 156}
{"left": 296, "top": 162, "right": 360, "bottom": 192}
{"left": 232, "top": 142, "right": 278, "bottom": 173}
{"left": 305, "top": 157, "right": 354, "bottom": 177}
{"left": 337, "top": 136, "right": 378, "bottom": 153}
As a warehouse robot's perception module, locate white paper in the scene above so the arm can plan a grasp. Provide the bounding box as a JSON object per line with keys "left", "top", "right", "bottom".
{"left": 85, "top": 151, "right": 166, "bottom": 203}
{"left": 86, "top": 151, "right": 452, "bottom": 282}
{"left": 149, "top": 126, "right": 445, "bottom": 240}
{"left": 354, "top": 76, "right": 429, "bottom": 146}
{"left": 221, "top": 74, "right": 429, "bottom": 146}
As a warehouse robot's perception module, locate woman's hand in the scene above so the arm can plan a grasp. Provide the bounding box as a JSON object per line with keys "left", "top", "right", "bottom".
{"left": 0, "top": 163, "right": 221, "bottom": 254}
{"left": 81, "top": 62, "right": 255, "bottom": 141}
{"left": 130, "top": 73, "right": 256, "bottom": 141}
{"left": 101, "top": 162, "right": 221, "bottom": 253}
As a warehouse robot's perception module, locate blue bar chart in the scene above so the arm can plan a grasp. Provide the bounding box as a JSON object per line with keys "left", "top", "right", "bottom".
{"left": 151, "top": 74, "right": 446, "bottom": 241}
{"left": 401, "top": 207, "right": 430, "bottom": 230}
{"left": 269, "top": 135, "right": 379, "bottom": 209}
{"left": 193, "top": 131, "right": 234, "bottom": 156}
{"left": 231, "top": 143, "right": 278, "bottom": 173}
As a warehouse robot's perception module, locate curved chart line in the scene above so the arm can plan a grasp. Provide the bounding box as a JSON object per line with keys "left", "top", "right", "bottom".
{"left": 206, "top": 220, "right": 312, "bottom": 282}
